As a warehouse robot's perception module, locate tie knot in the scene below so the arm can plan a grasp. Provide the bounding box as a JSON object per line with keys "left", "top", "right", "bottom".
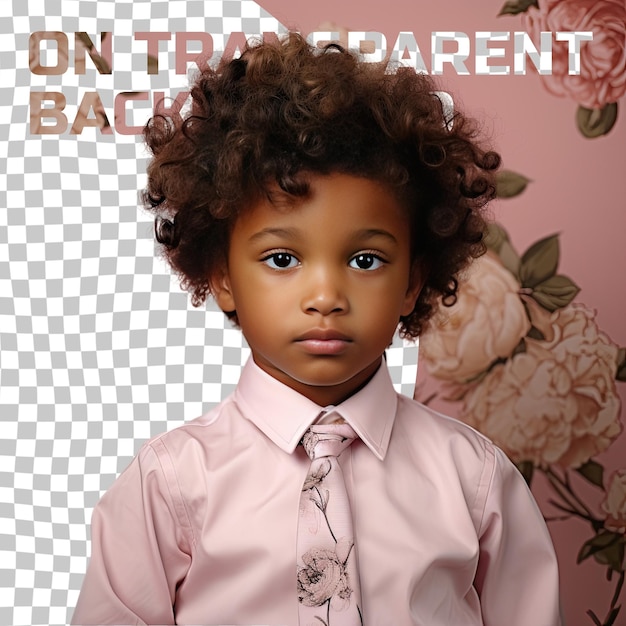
{"left": 301, "top": 422, "right": 357, "bottom": 461}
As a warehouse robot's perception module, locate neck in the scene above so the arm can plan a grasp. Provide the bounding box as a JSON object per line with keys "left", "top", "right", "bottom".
{"left": 251, "top": 354, "right": 383, "bottom": 407}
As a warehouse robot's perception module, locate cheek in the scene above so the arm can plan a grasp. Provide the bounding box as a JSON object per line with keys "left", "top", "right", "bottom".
{"left": 234, "top": 285, "right": 286, "bottom": 328}
{"left": 356, "top": 286, "right": 404, "bottom": 324}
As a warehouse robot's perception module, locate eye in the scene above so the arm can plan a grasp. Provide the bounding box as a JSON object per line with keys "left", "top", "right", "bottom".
{"left": 349, "top": 253, "right": 385, "bottom": 270}
{"left": 262, "top": 252, "right": 299, "bottom": 270}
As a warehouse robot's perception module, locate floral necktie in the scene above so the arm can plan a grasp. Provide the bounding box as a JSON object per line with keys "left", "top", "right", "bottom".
{"left": 297, "top": 421, "right": 363, "bottom": 626}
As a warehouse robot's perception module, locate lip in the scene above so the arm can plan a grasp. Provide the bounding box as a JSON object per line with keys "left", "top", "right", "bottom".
{"left": 296, "top": 329, "right": 352, "bottom": 341}
{"left": 295, "top": 329, "right": 353, "bottom": 355}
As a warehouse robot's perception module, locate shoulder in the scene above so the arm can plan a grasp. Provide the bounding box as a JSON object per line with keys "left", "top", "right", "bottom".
{"left": 138, "top": 393, "right": 241, "bottom": 460}
{"left": 394, "top": 393, "right": 496, "bottom": 460}
{"left": 144, "top": 394, "right": 240, "bottom": 448}
{"left": 102, "top": 393, "right": 245, "bottom": 514}
{"left": 395, "top": 395, "right": 523, "bottom": 479}
{"left": 392, "top": 395, "right": 524, "bottom": 518}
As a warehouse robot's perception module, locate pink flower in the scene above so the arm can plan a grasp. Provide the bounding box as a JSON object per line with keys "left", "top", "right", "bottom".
{"left": 419, "top": 253, "right": 530, "bottom": 383}
{"left": 460, "top": 304, "right": 622, "bottom": 468}
{"left": 297, "top": 546, "right": 353, "bottom": 608}
{"left": 303, "top": 459, "right": 332, "bottom": 492}
{"left": 602, "top": 469, "right": 626, "bottom": 533}
{"left": 522, "top": 0, "right": 626, "bottom": 108}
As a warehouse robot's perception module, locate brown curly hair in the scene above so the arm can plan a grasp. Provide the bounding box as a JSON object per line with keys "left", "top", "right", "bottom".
{"left": 142, "top": 32, "right": 500, "bottom": 338}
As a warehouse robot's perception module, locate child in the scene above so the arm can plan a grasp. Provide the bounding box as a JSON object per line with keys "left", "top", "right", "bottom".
{"left": 72, "top": 33, "right": 561, "bottom": 625}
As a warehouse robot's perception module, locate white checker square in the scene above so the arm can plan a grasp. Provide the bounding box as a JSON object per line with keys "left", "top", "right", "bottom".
{"left": 0, "top": 551, "right": 17, "bottom": 569}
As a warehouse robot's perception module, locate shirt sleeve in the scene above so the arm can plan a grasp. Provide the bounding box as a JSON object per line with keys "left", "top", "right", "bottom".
{"left": 71, "top": 439, "right": 193, "bottom": 625}
{"left": 474, "top": 445, "right": 562, "bottom": 626}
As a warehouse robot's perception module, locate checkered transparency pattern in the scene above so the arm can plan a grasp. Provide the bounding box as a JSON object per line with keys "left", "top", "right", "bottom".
{"left": 0, "top": 2, "right": 418, "bottom": 624}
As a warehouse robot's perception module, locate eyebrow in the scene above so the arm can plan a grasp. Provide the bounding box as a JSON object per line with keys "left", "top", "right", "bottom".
{"left": 352, "top": 228, "right": 399, "bottom": 244}
{"left": 247, "top": 227, "right": 299, "bottom": 243}
{"left": 247, "top": 227, "right": 399, "bottom": 245}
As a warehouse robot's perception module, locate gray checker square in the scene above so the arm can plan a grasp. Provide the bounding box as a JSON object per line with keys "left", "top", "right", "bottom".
{"left": 0, "top": 3, "right": 418, "bottom": 625}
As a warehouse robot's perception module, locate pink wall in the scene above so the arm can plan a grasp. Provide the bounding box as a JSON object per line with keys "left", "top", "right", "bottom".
{"left": 257, "top": 0, "right": 626, "bottom": 623}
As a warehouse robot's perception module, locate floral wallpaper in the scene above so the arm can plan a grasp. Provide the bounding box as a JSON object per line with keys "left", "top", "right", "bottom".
{"left": 419, "top": 226, "right": 625, "bottom": 624}
{"left": 415, "top": 3, "right": 625, "bottom": 623}
{"left": 520, "top": 0, "right": 624, "bottom": 136}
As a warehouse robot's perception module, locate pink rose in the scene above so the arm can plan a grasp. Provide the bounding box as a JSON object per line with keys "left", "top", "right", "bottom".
{"left": 419, "top": 253, "right": 530, "bottom": 383}
{"left": 297, "top": 547, "right": 353, "bottom": 608}
{"left": 460, "top": 304, "right": 622, "bottom": 468}
{"left": 522, "top": 0, "right": 626, "bottom": 108}
{"left": 602, "top": 469, "right": 626, "bottom": 533}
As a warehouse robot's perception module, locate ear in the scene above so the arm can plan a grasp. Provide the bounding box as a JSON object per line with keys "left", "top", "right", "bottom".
{"left": 210, "top": 268, "right": 237, "bottom": 314}
{"left": 400, "top": 261, "right": 426, "bottom": 316}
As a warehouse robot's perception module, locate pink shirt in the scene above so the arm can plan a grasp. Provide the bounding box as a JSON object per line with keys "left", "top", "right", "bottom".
{"left": 72, "top": 358, "right": 561, "bottom": 625}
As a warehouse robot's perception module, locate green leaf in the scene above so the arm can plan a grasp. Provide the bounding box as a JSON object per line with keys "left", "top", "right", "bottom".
{"left": 576, "top": 460, "right": 605, "bottom": 489}
{"left": 531, "top": 274, "right": 580, "bottom": 311}
{"left": 484, "top": 224, "right": 521, "bottom": 277}
{"left": 495, "top": 170, "right": 531, "bottom": 198}
{"left": 484, "top": 222, "right": 510, "bottom": 252}
{"left": 593, "top": 541, "right": 625, "bottom": 573}
{"left": 498, "top": 0, "right": 539, "bottom": 16}
{"left": 520, "top": 234, "right": 560, "bottom": 288}
{"left": 577, "top": 103, "right": 618, "bottom": 138}
{"left": 516, "top": 460, "right": 534, "bottom": 486}
{"left": 498, "top": 241, "right": 522, "bottom": 278}
{"left": 578, "top": 531, "right": 625, "bottom": 573}
{"left": 616, "top": 347, "right": 626, "bottom": 382}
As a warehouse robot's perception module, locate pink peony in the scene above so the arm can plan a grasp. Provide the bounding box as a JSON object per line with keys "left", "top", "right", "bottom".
{"left": 602, "top": 469, "right": 626, "bottom": 533}
{"left": 460, "top": 304, "right": 622, "bottom": 468}
{"left": 297, "top": 547, "right": 352, "bottom": 608}
{"left": 522, "top": 0, "right": 626, "bottom": 109}
{"left": 419, "top": 253, "right": 530, "bottom": 383}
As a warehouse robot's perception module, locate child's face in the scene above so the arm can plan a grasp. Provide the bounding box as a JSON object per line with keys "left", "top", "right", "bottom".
{"left": 214, "top": 173, "right": 422, "bottom": 406}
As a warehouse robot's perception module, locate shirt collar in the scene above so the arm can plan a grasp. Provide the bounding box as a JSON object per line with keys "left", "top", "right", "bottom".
{"left": 233, "top": 357, "right": 398, "bottom": 461}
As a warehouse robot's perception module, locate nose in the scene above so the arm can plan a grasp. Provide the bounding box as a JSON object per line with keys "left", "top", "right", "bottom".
{"left": 300, "top": 266, "right": 349, "bottom": 316}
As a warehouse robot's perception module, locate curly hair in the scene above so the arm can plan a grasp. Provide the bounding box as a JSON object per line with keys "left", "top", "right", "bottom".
{"left": 142, "top": 32, "right": 500, "bottom": 338}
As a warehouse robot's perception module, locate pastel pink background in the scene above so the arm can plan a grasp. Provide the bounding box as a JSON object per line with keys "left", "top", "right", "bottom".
{"left": 257, "top": 0, "right": 626, "bottom": 623}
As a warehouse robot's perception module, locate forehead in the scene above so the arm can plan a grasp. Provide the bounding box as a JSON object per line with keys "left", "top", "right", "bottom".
{"left": 234, "top": 173, "right": 411, "bottom": 242}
